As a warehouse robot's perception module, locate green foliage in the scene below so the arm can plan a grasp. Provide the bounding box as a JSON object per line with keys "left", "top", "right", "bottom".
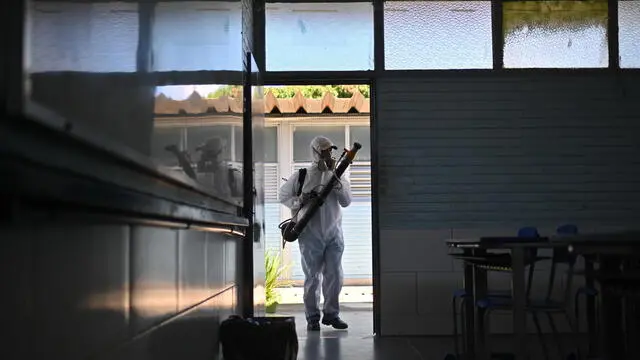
{"left": 207, "top": 85, "right": 370, "bottom": 99}
{"left": 265, "top": 85, "right": 370, "bottom": 99}
{"left": 265, "top": 249, "right": 293, "bottom": 307}
{"left": 207, "top": 86, "right": 242, "bottom": 98}
{"left": 503, "top": 0, "right": 608, "bottom": 35}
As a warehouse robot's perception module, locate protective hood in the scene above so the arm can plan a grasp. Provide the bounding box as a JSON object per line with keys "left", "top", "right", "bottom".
{"left": 197, "top": 136, "right": 226, "bottom": 153}
{"left": 310, "top": 135, "right": 337, "bottom": 171}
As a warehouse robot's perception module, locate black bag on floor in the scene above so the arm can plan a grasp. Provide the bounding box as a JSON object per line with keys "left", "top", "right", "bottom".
{"left": 220, "top": 315, "right": 298, "bottom": 360}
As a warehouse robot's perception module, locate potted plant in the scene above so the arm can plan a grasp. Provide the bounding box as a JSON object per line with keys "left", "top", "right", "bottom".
{"left": 265, "top": 249, "right": 293, "bottom": 314}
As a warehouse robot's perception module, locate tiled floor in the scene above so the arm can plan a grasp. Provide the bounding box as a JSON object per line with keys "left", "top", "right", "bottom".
{"left": 269, "top": 303, "right": 587, "bottom": 360}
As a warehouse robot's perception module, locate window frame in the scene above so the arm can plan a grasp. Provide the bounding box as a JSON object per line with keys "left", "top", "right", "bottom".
{"left": 257, "top": 0, "right": 640, "bottom": 79}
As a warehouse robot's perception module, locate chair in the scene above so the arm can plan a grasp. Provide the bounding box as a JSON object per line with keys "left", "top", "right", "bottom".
{"left": 451, "top": 227, "right": 542, "bottom": 359}
{"left": 558, "top": 224, "right": 601, "bottom": 350}
{"left": 476, "top": 226, "right": 581, "bottom": 360}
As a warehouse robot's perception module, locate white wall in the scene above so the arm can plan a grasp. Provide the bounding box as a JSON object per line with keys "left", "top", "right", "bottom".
{"left": 376, "top": 72, "right": 640, "bottom": 335}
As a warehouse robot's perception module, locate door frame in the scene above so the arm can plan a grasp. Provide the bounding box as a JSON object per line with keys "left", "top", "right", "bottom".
{"left": 261, "top": 78, "right": 381, "bottom": 335}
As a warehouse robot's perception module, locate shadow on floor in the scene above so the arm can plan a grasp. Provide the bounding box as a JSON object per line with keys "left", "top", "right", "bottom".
{"left": 268, "top": 303, "right": 587, "bottom": 360}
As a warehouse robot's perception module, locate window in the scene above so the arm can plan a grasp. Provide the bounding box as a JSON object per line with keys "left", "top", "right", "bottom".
{"left": 265, "top": 2, "right": 374, "bottom": 71}
{"left": 154, "top": 84, "right": 244, "bottom": 200}
{"left": 293, "top": 126, "right": 345, "bottom": 162}
{"left": 503, "top": 0, "right": 609, "bottom": 68}
{"left": 234, "top": 127, "right": 276, "bottom": 164}
{"left": 619, "top": 0, "right": 640, "bottom": 68}
{"left": 264, "top": 126, "right": 279, "bottom": 163}
{"left": 383, "top": 0, "right": 493, "bottom": 70}
{"left": 152, "top": 1, "right": 243, "bottom": 71}
{"left": 186, "top": 125, "right": 233, "bottom": 162}
{"left": 348, "top": 126, "right": 371, "bottom": 161}
{"left": 27, "top": 1, "right": 139, "bottom": 72}
{"left": 233, "top": 126, "right": 243, "bottom": 162}
{"left": 151, "top": 127, "right": 184, "bottom": 167}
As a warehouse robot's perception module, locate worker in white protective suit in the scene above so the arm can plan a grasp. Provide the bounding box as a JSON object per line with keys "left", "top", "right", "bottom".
{"left": 279, "top": 135, "right": 352, "bottom": 331}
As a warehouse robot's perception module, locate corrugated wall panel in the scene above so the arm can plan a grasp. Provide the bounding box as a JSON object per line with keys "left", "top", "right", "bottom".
{"left": 377, "top": 73, "right": 640, "bottom": 230}
{"left": 264, "top": 163, "right": 279, "bottom": 201}
{"left": 264, "top": 202, "right": 282, "bottom": 254}
{"left": 264, "top": 163, "right": 282, "bottom": 255}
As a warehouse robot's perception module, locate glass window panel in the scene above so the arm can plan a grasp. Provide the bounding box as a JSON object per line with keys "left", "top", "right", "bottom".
{"left": 349, "top": 126, "right": 371, "bottom": 161}
{"left": 29, "top": 72, "right": 155, "bottom": 156}
{"left": 265, "top": 3, "right": 374, "bottom": 71}
{"left": 383, "top": 1, "right": 493, "bottom": 70}
{"left": 155, "top": 84, "right": 243, "bottom": 200}
{"left": 152, "top": 1, "right": 243, "bottom": 71}
{"left": 619, "top": 0, "right": 640, "bottom": 68}
{"left": 293, "top": 126, "right": 345, "bottom": 162}
{"left": 186, "top": 125, "right": 232, "bottom": 161}
{"left": 151, "top": 127, "right": 184, "bottom": 167}
{"left": 234, "top": 126, "right": 243, "bottom": 162}
{"left": 503, "top": 0, "right": 609, "bottom": 69}
{"left": 264, "top": 127, "right": 278, "bottom": 163}
{"left": 26, "top": 1, "right": 139, "bottom": 72}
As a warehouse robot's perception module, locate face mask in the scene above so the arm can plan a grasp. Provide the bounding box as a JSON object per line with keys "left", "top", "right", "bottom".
{"left": 314, "top": 148, "right": 336, "bottom": 172}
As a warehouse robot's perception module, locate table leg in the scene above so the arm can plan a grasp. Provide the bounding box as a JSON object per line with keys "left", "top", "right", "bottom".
{"left": 583, "top": 255, "right": 598, "bottom": 357}
{"left": 600, "top": 256, "right": 624, "bottom": 360}
{"left": 463, "top": 249, "right": 476, "bottom": 360}
{"left": 511, "top": 247, "right": 527, "bottom": 360}
{"left": 623, "top": 259, "right": 639, "bottom": 360}
{"left": 473, "top": 249, "right": 489, "bottom": 360}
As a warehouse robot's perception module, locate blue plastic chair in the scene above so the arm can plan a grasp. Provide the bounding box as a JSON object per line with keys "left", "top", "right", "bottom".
{"left": 451, "top": 227, "right": 539, "bottom": 359}
{"left": 559, "top": 224, "right": 600, "bottom": 356}
{"left": 476, "top": 225, "right": 585, "bottom": 360}
{"left": 473, "top": 227, "right": 559, "bottom": 360}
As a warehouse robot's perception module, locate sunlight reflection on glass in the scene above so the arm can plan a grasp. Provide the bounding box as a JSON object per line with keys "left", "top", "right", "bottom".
{"left": 152, "top": 1, "right": 243, "bottom": 71}
{"left": 153, "top": 84, "right": 244, "bottom": 203}
{"left": 26, "top": 1, "right": 139, "bottom": 73}
{"left": 265, "top": 2, "right": 374, "bottom": 71}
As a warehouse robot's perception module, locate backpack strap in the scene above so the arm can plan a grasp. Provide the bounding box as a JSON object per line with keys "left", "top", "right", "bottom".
{"left": 296, "top": 168, "right": 307, "bottom": 197}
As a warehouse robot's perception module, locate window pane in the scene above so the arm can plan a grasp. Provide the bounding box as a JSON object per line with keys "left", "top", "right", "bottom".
{"left": 266, "top": 3, "right": 374, "bottom": 71}
{"left": 27, "top": 1, "right": 139, "bottom": 72}
{"left": 620, "top": 0, "right": 640, "bottom": 68}
{"left": 233, "top": 126, "right": 243, "bottom": 162}
{"left": 383, "top": 1, "right": 493, "bottom": 70}
{"left": 503, "top": 0, "right": 609, "bottom": 69}
{"left": 293, "top": 126, "right": 345, "bottom": 162}
{"left": 152, "top": 1, "right": 243, "bottom": 71}
{"left": 155, "top": 84, "right": 244, "bottom": 200}
{"left": 349, "top": 126, "right": 371, "bottom": 161}
{"left": 235, "top": 127, "right": 276, "bottom": 163}
{"left": 151, "top": 127, "right": 184, "bottom": 167}
{"left": 186, "top": 125, "right": 232, "bottom": 161}
{"left": 265, "top": 127, "right": 278, "bottom": 163}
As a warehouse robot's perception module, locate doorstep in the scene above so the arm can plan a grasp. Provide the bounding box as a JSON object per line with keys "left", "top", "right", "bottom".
{"left": 276, "top": 285, "right": 373, "bottom": 304}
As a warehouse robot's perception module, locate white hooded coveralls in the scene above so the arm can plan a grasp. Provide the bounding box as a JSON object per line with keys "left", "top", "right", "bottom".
{"left": 279, "top": 136, "right": 352, "bottom": 322}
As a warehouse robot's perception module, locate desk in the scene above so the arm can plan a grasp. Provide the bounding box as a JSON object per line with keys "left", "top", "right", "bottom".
{"left": 447, "top": 237, "right": 557, "bottom": 360}
{"left": 549, "top": 231, "right": 640, "bottom": 360}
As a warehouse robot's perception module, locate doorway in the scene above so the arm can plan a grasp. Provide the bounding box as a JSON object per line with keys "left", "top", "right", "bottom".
{"left": 262, "top": 84, "right": 374, "bottom": 326}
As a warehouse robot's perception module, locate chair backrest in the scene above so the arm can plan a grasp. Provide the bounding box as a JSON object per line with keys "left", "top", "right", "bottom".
{"left": 518, "top": 226, "right": 540, "bottom": 238}
{"left": 556, "top": 224, "right": 578, "bottom": 236}
{"left": 545, "top": 224, "right": 579, "bottom": 302}
{"left": 517, "top": 226, "right": 540, "bottom": 300}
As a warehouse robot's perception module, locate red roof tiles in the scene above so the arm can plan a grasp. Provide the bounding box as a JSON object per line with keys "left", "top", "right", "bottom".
{"left": 155, "top": 89, "right": 370, "bottom": 115}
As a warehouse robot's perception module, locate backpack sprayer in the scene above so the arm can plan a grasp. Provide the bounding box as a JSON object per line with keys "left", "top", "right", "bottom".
{"left": 279, "top": 142, "right": 362, "bottom": 245}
